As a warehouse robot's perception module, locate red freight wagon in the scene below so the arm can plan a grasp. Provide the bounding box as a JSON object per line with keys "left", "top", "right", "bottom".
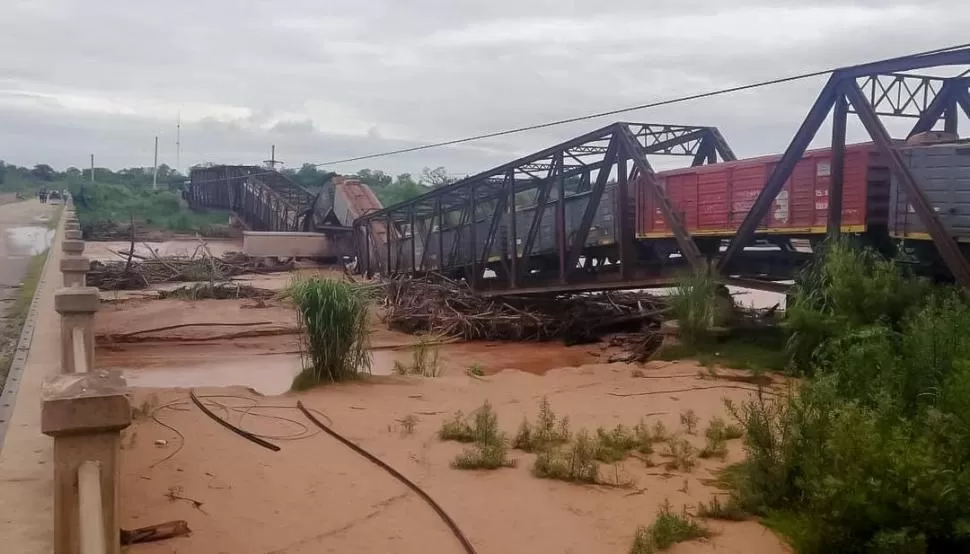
{"left": 636, "top": 143, "right": 888, "bottom": 239}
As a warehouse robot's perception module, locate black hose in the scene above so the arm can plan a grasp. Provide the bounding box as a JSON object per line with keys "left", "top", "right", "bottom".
{"left": 296, "top": 401, "right": 476, "bottom": 554}
{"left": 190, "top": 390, "right": 281, "bottom": 452}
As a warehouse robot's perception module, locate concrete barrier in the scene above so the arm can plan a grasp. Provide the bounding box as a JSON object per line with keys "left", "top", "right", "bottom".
{"left": 242, "top": 230, "right": 353, "bottom": 259}
{"left": 41, "top": 371, "right": 130, "bottom": 554}
{"left": 54, "top": 288, "right": 98, "bottom": 373}
{"left": 45, "top": 220, "right": 130, "bottom": 554}
{"left": 60, "top": 256, "right": 90, "bottom": 288}
{"left": 62, "top": 240, "right": 84, "bottom": 256}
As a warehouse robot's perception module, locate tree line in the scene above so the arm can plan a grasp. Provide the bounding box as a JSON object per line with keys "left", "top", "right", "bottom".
{"left": 0, "top": 160, "right": 459, "bottom": 207}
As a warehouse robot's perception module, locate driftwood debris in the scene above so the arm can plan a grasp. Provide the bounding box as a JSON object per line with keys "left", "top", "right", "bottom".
{"left": 383, "top": 275, "right": 668, "bottom": 356}
{"left": 86, "top": 243, "right": 289, "bottom": 291}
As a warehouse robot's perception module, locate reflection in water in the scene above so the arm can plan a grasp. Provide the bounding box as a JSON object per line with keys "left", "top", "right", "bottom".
{"left": 6, "top": 226, "right": 54, "bottom": 256}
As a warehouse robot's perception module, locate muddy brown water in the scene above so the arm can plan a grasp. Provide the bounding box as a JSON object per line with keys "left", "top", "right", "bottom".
{"left": 120, "top": 341, "right": 603, "bottom": 395}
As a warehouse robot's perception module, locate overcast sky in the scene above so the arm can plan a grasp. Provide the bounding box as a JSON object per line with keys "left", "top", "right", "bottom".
{"left": 1, "top": 0, "right": 968, "bottom": 177}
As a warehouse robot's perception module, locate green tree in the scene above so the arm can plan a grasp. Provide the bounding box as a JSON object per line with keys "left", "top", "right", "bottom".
{"left": 30, "top": 164, "right": 56, "bottom": 181}
{"left": 420, "top": 166, "right": 457, "bottom": 188}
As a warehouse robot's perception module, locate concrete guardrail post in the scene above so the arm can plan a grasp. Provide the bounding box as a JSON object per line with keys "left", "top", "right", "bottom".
{"left": 54, "top": 287, "right": 99, "bottom": 374}
{"left": 64, "top": 230, "right": 82, "bottom": 241}
{"left": 62, "top": 239, "right": 84, "bottom": 257}
{"left": 60, "top": 256, "right": 90, "bottom": 288}
{"left": 64, "top": 220, "right": 80, "bottom": 232}
{"left": 41, "top": 371, "right": 131, "bottom": 554}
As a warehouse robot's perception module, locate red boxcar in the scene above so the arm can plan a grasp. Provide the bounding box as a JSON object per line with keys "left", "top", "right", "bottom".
{"left": 636, "top": 143, "right": 888, "bottom": 238}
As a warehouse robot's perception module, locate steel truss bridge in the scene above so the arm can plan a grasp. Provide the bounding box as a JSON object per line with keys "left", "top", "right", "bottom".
{"left": 352, "top": 47, "right": 970, "bottom": 294}
{"left": 185, "top": 165, "right": 320, "bottom": 232}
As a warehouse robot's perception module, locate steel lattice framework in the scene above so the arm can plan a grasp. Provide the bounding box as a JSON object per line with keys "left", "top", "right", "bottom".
{"left": 719, "top": 48, "right": 970, "bottom": 288}
{"left": 186, "top": 166, "right": 317, "bottom": 232}
{"left": 353, "top": 123, "right": 734, "bottom": 292}
{"left": 356, "top": 47, "right": 970, "bottom": 294}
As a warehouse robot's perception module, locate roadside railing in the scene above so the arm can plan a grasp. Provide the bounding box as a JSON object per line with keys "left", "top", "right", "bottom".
{"left": 41, "top": 205, "right": 131, "bottom": 554}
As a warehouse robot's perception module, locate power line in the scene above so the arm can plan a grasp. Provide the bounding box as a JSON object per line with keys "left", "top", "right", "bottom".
{"left": 317, "top": 42, "right": 970, "bottom": 166}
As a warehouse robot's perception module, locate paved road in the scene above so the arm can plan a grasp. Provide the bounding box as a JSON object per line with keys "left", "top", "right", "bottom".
{"left": 0, "top": 199, "right": 57, "bottom": 305}
{"left": 0, "top": 199, "right": 57, "bottom": 378}
{"left": 0, "top": 201, "right": 62, "bottom": 553}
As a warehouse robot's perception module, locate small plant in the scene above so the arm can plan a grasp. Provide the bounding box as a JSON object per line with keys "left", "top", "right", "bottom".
{"left": 533, "top": 429, "right": 600, "bottom": 484}
{"left": 651, "top": 421, "right": 669, "bottom": 443}
{"left": 399, "top": 414, "right": 418, "bottom": 435}
{"left": 669, "top": 267, "right": 726, "bottom": 347}
{"left": 680, "top": 409, "right": 700, "bottom": 435}
{"left": 438, "top": 411, "right": 475, "bottom": 442}
{"left": 661, "top": 438, "right": 696, "bottom": 472}
{"left": 704, "top": 416, "right": 743, "bottom": 442}
{"left": 443, "top": 401, "right": 516, "bottom": 470}
{"left": 630, "top": 500, "right": 711, "bottom": 553}
{"left": 468, "top": 363, "right": 485, "bottom": 377}
{"left": 633, "top": 419, "right": 654, "bottom": 454}
{"left": 513, "top": 397, "right": 571, "bottom": 453}
{"left": 451, "top": 442, "right": 516, "bottom": 470}
{"left": 393, "top": 337, "right": 441, "bottom": 377}
{"left": 631, "top": 368, "right": 645, "bottom": 378}
{"left": 698, "top": 435, "right": 728, "bottom": 460}
{"left": 696, "top": 495, "right": 748, "bottom": 521}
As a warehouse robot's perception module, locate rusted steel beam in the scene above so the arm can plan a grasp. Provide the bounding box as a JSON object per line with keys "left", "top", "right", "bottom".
{"left": 617, "top": 124, "right": 704, "bottom": 271}
{"left": 846, "top": 82, "right": 970, "bottom": 288}
{"left": 719, "top": 75, "right": 840, "bottom": 272}
{"left": 828, "top": 90, "right": 848, "bottom": 237}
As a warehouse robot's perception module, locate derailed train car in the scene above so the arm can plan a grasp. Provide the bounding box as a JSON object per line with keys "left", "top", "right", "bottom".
{"left": 385, "top": 134, "right": 970, "bottom": 279}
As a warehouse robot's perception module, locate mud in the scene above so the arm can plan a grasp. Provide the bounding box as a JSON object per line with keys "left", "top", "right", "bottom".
{"left": 121, "top": 364, "right": 791, "bottom": 554}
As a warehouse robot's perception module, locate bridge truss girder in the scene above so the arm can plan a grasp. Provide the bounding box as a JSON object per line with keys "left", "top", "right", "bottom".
{"left": 354, "top": 123, "right": 734, "bottom": 290}
{"left": 718, "top": 47, "right": 970, "bottom": 288}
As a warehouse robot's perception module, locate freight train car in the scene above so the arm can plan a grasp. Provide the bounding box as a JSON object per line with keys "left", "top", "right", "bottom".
{"left": 636, "top": 143, "right": 889, "bottom": 243}
{"left": 890, "top": 140, "right": 970, "bottom": 242}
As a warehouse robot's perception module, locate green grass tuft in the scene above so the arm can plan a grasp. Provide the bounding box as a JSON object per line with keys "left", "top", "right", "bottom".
{"left": 288, "top": 278, "right": 370, "bottom": 389}
{"left": 630, "top": 500, "right": 711, "bottom": 553}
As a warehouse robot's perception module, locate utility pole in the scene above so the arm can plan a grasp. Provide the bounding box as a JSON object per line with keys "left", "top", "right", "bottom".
{"left": 176, "top": 113, "right": 181, "bottom": 175}
{"left": 263, "top": 144, "right": 282, "bottom": 170}
{"left": 152, "top": 136, "right": 159, "bottom": 190}
{"left": 90, "top": 154, "right": 95, "bottom": 182}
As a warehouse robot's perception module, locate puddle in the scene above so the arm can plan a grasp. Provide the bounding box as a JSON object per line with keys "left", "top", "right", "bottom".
{"left": 124, "top": 349, "right": 400, "bottom": 395}
{"left": 6, "top": 226, "right": 54, "bottom": 256}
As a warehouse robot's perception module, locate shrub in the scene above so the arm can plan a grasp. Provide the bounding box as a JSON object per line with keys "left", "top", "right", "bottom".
{"left": 680, "top": 409, "right": 699, "bottom": 435}
{"left": 630, "top": 500, "right": 711, "bottom": 554}
{"left": 729, "top": 284, "right": 970, "bottom": 552}
{"left": 393, "top": 336, "right": 441, "bottom": 377}
{"left": 705, "top": 416, "right": 743, "bottom": 442}
{"left": 289, "top": 278, "right": 370, "bottom": 389}
{"left": 513, "top": 397, "right": 570, "bottom": 453}
{"left": 669, "top": 267, "right": 725, "bottom": 346}
{"left": 441, "top": 401, "right": 516, "bottom": 470}
{"left": 698, "top": 435, "right": 727, "bottom": 460}
{"left": 452, "top": 442, "right": 516, "bottom": 470}
{"left": 533, "top": 429, "right": 600, "bottom": 484}
{"left": 661, "top": 438, "right": 696, "bottom": 472}
{"left": 784, "top": 238, "right": 930, "bottom": 375}
{"left": 696, "top": 495, "right": 748, "bottom": 521}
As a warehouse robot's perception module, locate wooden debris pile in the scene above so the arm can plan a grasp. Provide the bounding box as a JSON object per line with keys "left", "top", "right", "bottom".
{"left": 86, "top": 243, "right": 289, "bottom": 291}
{"left": 383, "top": 275, "right": 669, "bottom": 350}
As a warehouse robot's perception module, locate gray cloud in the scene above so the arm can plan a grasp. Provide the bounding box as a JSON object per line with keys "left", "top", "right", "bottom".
{"left": 1, "top": 0, "right": 968, "bottom": 178}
